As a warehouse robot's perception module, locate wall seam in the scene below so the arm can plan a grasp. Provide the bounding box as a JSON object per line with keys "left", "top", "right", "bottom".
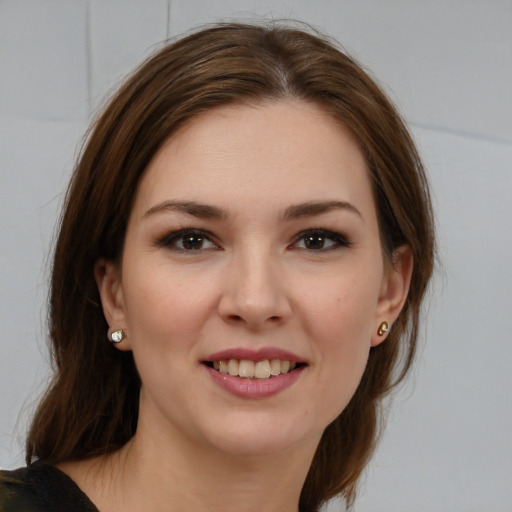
{"left": 166, "top": 0, "right": 171, "bottom": 39}
{"left": 411, "top": 121, "right": 512, "bottom": 147}
{"left": 85, "top": 0, "right": 93, "bottom": 115}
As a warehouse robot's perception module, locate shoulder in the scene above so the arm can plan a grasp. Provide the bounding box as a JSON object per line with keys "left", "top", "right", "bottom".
{"left": 0, "top": 466, "right": 39, "bottom": 511}
{"left": 0, "top": 464, "right": 99, "bottom": 512}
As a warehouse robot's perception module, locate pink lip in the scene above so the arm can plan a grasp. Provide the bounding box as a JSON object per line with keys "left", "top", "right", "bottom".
{"left": 205, "top": 347, "right": 304, "bottom": 363}
{"left": 204, "top": 364, "right": 305, "bottom": 399}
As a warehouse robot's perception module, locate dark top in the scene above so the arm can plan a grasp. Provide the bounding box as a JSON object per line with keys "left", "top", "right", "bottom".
{"left": 0, "top": 464, "right": 99, "bottom": 512}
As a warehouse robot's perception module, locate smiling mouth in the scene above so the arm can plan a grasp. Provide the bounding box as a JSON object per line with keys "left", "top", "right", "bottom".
{"left": 204, "top": 359, "right": 305, "bottom": 380}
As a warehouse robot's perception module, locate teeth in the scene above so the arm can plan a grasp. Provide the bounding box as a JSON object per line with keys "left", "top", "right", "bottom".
{"left": 239, "top": 360, "right": 255, "bottom": 378}
{"left": 227, "top": 359, "right": 239, "bottom": 376}
{"left": 270, "top": 359, "right": 281, "bottom": 376}
{"left": 212, "top": 359, "right": 299, "bottom": 379}
{"left": 255, "top": 360, "right": 271, "bottom": 379}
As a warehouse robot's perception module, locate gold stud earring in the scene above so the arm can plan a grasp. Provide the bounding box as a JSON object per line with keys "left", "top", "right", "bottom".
{"left": 377, "top": 321, "right": 389, "bottom": 336}
{"left": 109, "top": 329, "right": 124, "bottom": 344}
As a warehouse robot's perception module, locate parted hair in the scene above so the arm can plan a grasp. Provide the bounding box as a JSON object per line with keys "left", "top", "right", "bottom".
{"left": 26, "top": 22, "right": 435, "bottom": 511}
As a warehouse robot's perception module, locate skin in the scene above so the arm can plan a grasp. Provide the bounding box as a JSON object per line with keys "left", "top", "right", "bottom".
{"left": 61, "top": 100, "right": 412, "bottom": 512}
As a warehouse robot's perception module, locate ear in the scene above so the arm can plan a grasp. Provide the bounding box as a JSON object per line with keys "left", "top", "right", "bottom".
{"left": 94, "top": 258, "right": 132, "bottom": 350}
{"left": 371, "top": 245, "right": 413, "bottom": 347}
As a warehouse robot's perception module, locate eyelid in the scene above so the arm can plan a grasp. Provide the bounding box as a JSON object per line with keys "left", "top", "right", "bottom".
{"left": 290, "top": 228, "right": 352, "bottom": 251}
{"left": 155, "top": 228, "right": 220, "bottom": 251}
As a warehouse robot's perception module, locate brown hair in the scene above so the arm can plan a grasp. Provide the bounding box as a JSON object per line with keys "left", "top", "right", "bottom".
{"left": 26, "top": 22, "right": 435, "bottom": 511}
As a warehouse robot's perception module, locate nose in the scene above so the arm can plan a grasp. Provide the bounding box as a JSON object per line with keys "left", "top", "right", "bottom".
{"left": 218, "top": 248, "right": 292, "bottom": 330}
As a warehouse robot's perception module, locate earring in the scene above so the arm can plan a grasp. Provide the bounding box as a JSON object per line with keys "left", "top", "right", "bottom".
{"left": 377, "top": 321, "right": 389, "bottom": 336}
{"left": 109, "top": 329, "right": 124, "bottom": 344}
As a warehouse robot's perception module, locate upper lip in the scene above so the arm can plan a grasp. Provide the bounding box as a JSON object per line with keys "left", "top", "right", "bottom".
{"left": 204, "top": 347, "right": 305, "bottom": 363}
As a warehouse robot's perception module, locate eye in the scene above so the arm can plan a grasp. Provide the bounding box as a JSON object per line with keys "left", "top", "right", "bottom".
{"left": 292, "top": 229, "right": 351, "bottom": 251}
{"left": 157, "top": 229, "right": 219, "bottom": 252}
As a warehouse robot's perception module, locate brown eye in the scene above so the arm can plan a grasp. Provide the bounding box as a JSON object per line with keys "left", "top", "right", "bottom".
{"left": 293, "top": 229, "right": 351, "bottom": 251}
{"left": 182, "top": 234, "right": 205, "bottom": 250}
{"left": 157, "top": 229, "right": 218, "bottom": 252}
{"left": 304, "top": 235, "right": 326, "bottom": 250}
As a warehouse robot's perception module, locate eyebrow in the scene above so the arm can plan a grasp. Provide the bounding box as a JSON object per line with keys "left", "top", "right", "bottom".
{"left": 282, "top": 201, "right": 362, "bottom": 221}
{"left": 144, "top": 200, "right": 227, "bottom": 219}
{"left": 144, "top": 199, "right": 362, "bottom": 221}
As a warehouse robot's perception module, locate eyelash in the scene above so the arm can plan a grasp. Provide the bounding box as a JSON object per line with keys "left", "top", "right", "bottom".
{"left": 291, "top": 229, "right": 352, "bottom": 252}
{"left": 155, "top": 228, "right": 351, "bottom": 253}
{"left": 155, "top": 228, "right": 219, "bottom": 252}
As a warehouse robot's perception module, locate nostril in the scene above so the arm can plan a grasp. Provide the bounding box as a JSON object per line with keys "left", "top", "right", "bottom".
{"left": 228, "top": 314, "right": 281, "bottom": 323}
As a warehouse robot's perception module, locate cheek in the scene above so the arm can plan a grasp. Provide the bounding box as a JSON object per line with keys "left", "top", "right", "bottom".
{"left": 313, "top": 292, "right": 372, "bottom": 377}
{"left": 301, "top": 274, "right": 379, "bottom": 415}
{"left": 124, "top": 263, "right": 214, "bottom": 332}
{"left": 303, "top": 271, "right": 379, "bottom": 343}
{"left": 122, "top": 273, "right": 210, "bottom": 394}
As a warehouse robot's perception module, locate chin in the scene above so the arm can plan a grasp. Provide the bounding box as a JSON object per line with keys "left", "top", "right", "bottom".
{"left": 199, "top": 412, "right": 322, "bottom": 459}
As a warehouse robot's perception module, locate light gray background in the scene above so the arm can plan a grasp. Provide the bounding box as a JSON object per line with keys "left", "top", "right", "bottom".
{"left": 1, "top": 1, "right": 511, "bottom": 511}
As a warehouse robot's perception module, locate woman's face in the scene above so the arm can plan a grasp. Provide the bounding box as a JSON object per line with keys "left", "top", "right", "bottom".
{"left": 98, "top": 100, "right": 410, "bottom": 458}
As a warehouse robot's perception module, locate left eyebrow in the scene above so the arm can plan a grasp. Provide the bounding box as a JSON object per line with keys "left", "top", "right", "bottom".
{"left": 282, "top": 201, "right": 362, "bottom": 221}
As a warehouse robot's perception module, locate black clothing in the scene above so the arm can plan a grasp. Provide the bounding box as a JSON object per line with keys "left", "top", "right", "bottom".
{"left": 0, "top": 464, "right": 99, "bottom": 511}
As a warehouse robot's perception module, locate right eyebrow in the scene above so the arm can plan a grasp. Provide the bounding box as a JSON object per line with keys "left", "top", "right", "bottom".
{"left": 144, "top": 200, "right": 228, "bottom": 220}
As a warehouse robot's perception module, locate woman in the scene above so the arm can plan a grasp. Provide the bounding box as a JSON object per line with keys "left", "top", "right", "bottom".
{"left": 0, "top": 22, "right": 434, "bottom": 511}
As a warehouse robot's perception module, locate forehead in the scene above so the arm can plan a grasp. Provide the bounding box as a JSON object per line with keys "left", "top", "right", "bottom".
{"left": 133, "top": 100, "right": 375, "bottom": 217}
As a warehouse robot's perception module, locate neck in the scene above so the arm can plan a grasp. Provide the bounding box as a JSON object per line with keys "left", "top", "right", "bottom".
{"left": 72, "top": 414, "right": 320, "bottom": 512}
{"left": 118, "top": 428, "right": 316, "bottom": 512}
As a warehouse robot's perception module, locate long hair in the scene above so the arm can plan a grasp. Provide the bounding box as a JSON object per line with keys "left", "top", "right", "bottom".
{"left": 26, "top": 22, "right": 435, "bottom": 511}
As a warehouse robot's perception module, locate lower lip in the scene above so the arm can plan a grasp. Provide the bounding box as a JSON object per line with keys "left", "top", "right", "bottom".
{"left": 205, "top": 365, "right": 305, "bottom": 399}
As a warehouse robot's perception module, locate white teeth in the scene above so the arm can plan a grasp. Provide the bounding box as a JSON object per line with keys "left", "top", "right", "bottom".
{"left": 238, "top": 360, "right": 255, "bottom": 378}
{"left": 227, "top": 359, "right": 239, "bottom": 376}
{"left": 212, "top": 359, "right": 299, "bottom": 379}
{"left": 255, "top": 360, "right": 271, "bottom": 379}
{"left": 270, "top": 359, "right": 281, "bottom": 376}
